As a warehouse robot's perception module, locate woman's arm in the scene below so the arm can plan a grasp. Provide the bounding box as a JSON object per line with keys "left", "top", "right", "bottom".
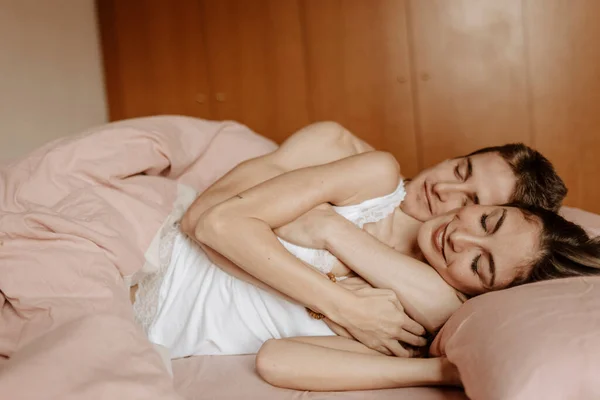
{"left": 275, "top": 205, "right": 463, "bottom": 332}
{"left": 323, "top": 217, "right": 463, "bottom": 332}
{"left": 256, "top": 337, "right": 461, "bottom": 391}
{"left": 186, "top": 152, "right": 426, "bottom": 356}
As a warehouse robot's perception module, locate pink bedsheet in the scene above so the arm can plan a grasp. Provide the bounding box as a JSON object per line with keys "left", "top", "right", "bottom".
{"left": 172, "top": 355, "right": 467, "bottom": 400}
{"left": 0, "top": 116, "right": 465, "bottom": 399}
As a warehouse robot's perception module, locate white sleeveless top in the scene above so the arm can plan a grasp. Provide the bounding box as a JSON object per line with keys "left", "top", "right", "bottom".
{"left": 278, "top": 181, "right": 407, "bottom": 274}
{"left": 133, "top": 180, "right": 406, "bottom": 358}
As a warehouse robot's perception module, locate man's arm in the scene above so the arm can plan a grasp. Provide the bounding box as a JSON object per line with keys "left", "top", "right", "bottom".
{"left": 190, "top": 152, "right": 401, "bottom": 313}
{"left": 186, "top": 152, "right": 426, "bottom": 356}
{"left": 322, "top": 216, "right": 463, "bottom": 332}
{"left": 179, "top": 121, "right": 376, "bottom": 310}
{"left": 181, "top": 121, "right": 373, "bottom": 234}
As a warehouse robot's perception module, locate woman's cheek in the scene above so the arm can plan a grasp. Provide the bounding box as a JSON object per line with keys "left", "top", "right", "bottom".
{"left": 447, "top": 264, "right": 472, "bottom": 290}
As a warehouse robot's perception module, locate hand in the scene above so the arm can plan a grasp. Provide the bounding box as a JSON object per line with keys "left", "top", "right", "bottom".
{"left": 275, "top": 204, "right": 340, "bottom": 249}
{"left": 334, "top": 281, "right": 427, "bottom": 357}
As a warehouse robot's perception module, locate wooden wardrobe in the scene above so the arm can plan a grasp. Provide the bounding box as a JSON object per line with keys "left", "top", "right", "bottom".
{"left": 97, "top": 0, "right": 600, "bottom": 212}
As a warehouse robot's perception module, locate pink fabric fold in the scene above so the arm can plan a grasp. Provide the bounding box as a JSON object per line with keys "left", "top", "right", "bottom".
{"left": 0, "top": 116, "right": 276, "bottom": 398}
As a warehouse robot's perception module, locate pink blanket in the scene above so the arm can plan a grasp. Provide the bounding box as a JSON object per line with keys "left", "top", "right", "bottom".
{"left": 0, "top": 116, "right": 276, "bottom": 398}
{"left": 0, "top": 116, "right": 464, "bottom": 399}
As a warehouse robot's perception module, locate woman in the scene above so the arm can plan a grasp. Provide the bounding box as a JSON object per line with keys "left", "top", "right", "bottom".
{"left": 131, "top": 149, "right": 600, "bottom": 363}
{"left": 253, "top": 203, "right": 600, "bottom": 391}
{"left": 173, "top": 122, "right": 567, "bottom": 355}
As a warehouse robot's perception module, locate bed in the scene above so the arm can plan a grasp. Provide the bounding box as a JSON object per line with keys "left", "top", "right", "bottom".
{"left": 1, "top": 116, "right": 597, "bottom": 400}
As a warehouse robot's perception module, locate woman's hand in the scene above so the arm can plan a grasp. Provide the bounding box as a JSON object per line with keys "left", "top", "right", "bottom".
{"left": 334, "top": 278, "right": 428, "bottom": 357}
{"left": 274, "top": 204, "right": 340, "bottom": 249}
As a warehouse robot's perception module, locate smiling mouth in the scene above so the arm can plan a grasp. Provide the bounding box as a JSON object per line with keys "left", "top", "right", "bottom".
{"left": 424, "top": 182, "right": 433, "bottom": 215}
{"left": 434, "top": 220, "right": 449, "bottom": 263}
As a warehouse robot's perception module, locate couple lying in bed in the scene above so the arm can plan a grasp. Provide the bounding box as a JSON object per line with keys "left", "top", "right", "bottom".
{"left": 130, "top": 122, "right": 600, "bottom": 391}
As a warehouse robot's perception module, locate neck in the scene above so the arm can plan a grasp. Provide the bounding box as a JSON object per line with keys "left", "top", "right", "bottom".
{"left": 390, "top": 206, "right": 424, "bottom": 259}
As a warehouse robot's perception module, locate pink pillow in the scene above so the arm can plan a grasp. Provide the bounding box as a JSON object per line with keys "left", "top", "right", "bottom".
{"left": 431, "top": 207, "right": 600, "bottom": 400}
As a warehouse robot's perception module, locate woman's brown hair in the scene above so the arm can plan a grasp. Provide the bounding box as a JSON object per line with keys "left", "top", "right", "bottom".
{"left": 512, "top": 205, "right": 600, "bottom": 286}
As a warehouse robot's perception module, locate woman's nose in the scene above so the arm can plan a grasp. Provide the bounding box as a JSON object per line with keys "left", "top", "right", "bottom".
{"left": 448, "top": 229, "right": 483, "bottom": 253}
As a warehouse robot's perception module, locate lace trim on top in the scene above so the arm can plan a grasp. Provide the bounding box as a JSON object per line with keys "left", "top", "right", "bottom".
{"left": 333, "top": 179, "right": 406, "bottom": 227}
{"left": 132, "top": 206, "right": 186, "bottom": 333}
{"left": 134, "top": 180, "right": 406, "bottom": 333}
{"left": 278, "top": 180, "right": 406, "bottom": 274}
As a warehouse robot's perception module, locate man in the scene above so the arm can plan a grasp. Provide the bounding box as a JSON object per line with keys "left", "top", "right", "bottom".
{"left": 183, "top": 121, "right": 566, "bottom": 231}
{"left": 178, "top": 121, "right": 567, "bottom": 356}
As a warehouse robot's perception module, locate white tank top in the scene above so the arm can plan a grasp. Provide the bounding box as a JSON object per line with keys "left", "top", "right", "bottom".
{"left": 134, "top": 180, "right": 406, "bottom": 358}
{"left": 279, "top": 180, "right": 407, "bottom": 274}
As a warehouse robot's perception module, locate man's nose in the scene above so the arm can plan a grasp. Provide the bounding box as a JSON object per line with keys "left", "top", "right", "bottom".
{"left": 433, "top": 181, "right": 466, "bottom": 203}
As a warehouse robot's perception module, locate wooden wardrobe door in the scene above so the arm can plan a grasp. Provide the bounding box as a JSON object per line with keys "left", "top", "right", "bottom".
{"left": 302, "top": 0, "right": 419, "bottom": 177}
{"left": 408, "top": 0, "right": 531, "bottom": 166}
{"left": 525, "top": 0, "right": 600, "bottom": 212}
{"left": 97, "top": 0, "right": 210, "bottom": 120}
{"left": 200, "top": 0, "right": 310, "bottom": 144}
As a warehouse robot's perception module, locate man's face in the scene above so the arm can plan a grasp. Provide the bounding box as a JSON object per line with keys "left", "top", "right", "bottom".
{"left": 402, "top": 152, "right": 517, "bottom": 221}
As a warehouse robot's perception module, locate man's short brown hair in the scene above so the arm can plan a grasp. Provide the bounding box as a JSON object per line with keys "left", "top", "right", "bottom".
{"left": 468, "top": 143, "right": 567, "bottom": 211}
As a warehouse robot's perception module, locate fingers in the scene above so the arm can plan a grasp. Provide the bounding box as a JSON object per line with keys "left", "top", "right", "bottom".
{"left": 402, "top": 317, "right": 426, "bottom": 336}
{"left": 400, "top": 345, "right": 424, "bottom": 358}
{"left": 398, "top": 330, "right": 428, "bottom": 347}
{"left": 375, "top": 346, "right": 393, "bottom": 356}
{"left": 384, "top": 340, "right": 410, "bottom": 358}
{"left": 322, "top": 318, "right": 353, "bottom": 339}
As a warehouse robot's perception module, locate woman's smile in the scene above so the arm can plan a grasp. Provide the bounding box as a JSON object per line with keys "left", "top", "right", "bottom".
{"left": 432, "top": 219, "right": 450, "bottom": 264}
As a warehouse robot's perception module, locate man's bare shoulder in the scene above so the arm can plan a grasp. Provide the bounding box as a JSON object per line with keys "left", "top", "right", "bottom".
{"left": 272, "top": 122, "right": 375, "bottom": 169}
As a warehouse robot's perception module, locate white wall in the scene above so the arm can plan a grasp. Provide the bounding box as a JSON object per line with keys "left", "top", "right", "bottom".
{"left": 0, "top": 0, "right": 107, "bottom": 162}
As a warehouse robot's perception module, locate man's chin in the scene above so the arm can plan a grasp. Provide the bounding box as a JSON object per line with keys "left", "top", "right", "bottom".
{"left": 401, "top": 202, "right": 430, "bottom": 222}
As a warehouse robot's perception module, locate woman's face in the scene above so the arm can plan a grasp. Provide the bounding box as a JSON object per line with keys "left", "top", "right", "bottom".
{"left": 418, "top": 205, "right": 541, "bottom": 296}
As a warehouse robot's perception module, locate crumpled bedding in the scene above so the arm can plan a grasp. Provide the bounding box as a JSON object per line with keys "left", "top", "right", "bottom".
{"left": 8, "top": 115, "right": 584, "bottom": 399}
{"left": 0, "top": 116, "right": 276, "bottom": 399}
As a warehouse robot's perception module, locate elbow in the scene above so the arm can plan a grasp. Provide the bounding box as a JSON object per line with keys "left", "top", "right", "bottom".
{"left": 191, "top": 205, "right": 232, "bottom": 246}
{"left": 180, "top": 208, "right": 197, "bottom": 238}
{"left": 255, "top": 339, "right": 286, "bottom": 387}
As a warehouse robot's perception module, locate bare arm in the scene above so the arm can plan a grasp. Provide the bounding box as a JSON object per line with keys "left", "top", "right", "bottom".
{"left": 323, "top": 217, "right": 463, "bottom": 332}
{"left": 181, "top": 121, "right": 373, "bottom": 234}
{"left": 256, "top": 337, "right": 461, "bottom": 391}
{"left": 192, "top": 152, "right": 398, "bottom": 315}
{"left": 274, "top": 203, "right": 463, "bottom": 332}
{"left": 187, "top": 152, "right": 426, "bottom": 356}
{"left": 180, "top": 122, "right": 373, "bottom": 306}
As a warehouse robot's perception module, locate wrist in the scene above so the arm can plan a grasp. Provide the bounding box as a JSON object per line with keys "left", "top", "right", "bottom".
{"left": 318, "top": 282, "right": 358, "bottom": 324}
{"left": 389, "top": 358, "right": 446, "bottom": 387}
{"left": 413, "top": 357, "right": 460, "bottom": 387}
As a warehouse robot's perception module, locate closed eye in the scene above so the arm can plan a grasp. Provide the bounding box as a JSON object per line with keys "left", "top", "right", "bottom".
{"left": 480, "top": 213, "right": 488, "bottom": 232}
{"left": 454, "top": 165, "right": 463, "bottom": 180}
{"left": 471, "top": 254, "right": 481, "bottom": 275}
